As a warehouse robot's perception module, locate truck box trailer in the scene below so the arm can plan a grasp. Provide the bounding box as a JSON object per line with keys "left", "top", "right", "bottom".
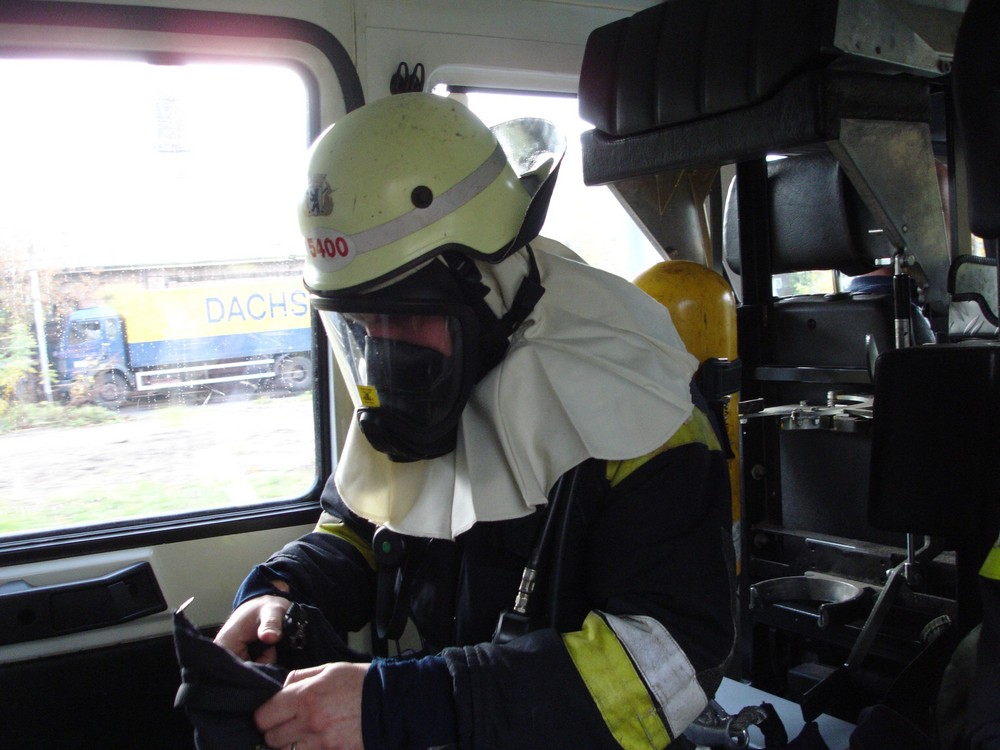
{"left": 53, "top": 277, "right": 312, "bottom": 405}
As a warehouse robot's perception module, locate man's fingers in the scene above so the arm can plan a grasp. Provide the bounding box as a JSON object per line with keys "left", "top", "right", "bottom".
{"left": 257, "top": 600, "right": 290, "bottom": 643}
{"left": 213, "top": 617, "right": 252, "bottom": 658}
{"left": 213, "top": 596, "right": 291, "bottom": 660}
{"left": 255, "top": 671, "right": 313, "bottom": 733}
{"left": 284, "top": 665, "right": 325, "bottom": 686}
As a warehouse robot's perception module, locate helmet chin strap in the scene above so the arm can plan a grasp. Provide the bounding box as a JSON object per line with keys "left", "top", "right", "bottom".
{"left": 443, "top": 244, "right": 545, "bottom": 380}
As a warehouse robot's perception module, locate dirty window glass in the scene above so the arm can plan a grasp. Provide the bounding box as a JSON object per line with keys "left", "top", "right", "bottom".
{"left": 0, "top": 58, "right": 315, "bottom": 537}
{"left": 772, "top": 270, "right": 837, "bottom": 297}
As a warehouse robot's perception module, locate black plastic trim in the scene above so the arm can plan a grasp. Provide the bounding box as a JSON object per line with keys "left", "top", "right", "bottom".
{"left": 0, "top": 561, "right": 166, "bottom": 645}
{"left": 0, "top": 500, "right": 322, "bottom": 566}
{"left": 755, "top": 365, "right": 871, "bottom": 384}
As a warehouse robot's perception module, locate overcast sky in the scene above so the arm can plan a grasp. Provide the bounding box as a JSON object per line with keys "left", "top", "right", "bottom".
{"left": 0, "top": 58, "right": 656, "bottom": 281}
{"left": 0, "top": 58, "right": 308, "bottom": 271}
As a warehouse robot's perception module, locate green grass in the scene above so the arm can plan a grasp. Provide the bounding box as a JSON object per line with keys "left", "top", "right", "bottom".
{"left": 0, "top": 392, "right": 317, "bottom": 536}
{"left": 0, "top": 469, "right": 317, "bottom": 534}
{"left": 0, "top": 400, "right": 121, "bottom": 433}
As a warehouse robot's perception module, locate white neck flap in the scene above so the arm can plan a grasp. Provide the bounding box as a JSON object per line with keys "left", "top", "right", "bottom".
{"left": 334, "top": 238, "right": 698, "bottom": 539}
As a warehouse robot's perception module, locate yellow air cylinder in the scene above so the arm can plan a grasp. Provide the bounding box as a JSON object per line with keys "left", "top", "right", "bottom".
{"left": 634, "top": 260, "right": 741, "bottom": 568}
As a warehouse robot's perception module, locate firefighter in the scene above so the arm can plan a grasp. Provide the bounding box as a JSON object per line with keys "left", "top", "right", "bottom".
{"left": 215, "top": 92, "right": 735, "bottom": 750}
{"left": 964, "top": 532, "right": 1000, "bottom": 749}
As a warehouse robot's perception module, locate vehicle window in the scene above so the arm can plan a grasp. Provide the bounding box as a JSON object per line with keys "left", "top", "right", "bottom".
{"left": 454, "top": 89, "right": 665, "bottom": 280}
{"left": 66, "top": 320, "right": 102, "bottom": 345}
{"left": 0, "top": 58, "right": 315, "bottom": 537}
{"left": 773, "top": 270, "right": 836, "bottom": 297}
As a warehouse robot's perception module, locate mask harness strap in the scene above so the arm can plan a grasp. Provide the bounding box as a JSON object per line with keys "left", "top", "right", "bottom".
{"left": 494, "top": 243, "right": 545, "bottom": 337}
{"left": 443, "top": 244, "right": 545, "bottom": 380}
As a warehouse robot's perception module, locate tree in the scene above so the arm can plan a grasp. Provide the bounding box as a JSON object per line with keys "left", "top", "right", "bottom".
{"left": 0, "top": 320, "right": 36, "bottom": 412}
{"left": 0, "top": 244, "right": 75, "bottom": 406}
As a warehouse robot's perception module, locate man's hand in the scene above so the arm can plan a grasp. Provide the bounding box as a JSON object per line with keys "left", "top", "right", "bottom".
{"left": 213, "top": 592, "right": 292, "bottom": 663}
{"left": 255, "top": 661, "right": 369, "bottom": 750}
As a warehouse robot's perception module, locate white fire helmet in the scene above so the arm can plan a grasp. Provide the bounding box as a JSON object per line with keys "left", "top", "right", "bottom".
{"left": 300, "top": 93, "right": 564, "bottom": 461}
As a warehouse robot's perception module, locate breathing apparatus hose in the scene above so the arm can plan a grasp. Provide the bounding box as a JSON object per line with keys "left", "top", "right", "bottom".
{"left": 547, "top": 465, "right": 582, "bottom": 633}
{"left": 493, "top": 463, "right": 584, "bottom": 644}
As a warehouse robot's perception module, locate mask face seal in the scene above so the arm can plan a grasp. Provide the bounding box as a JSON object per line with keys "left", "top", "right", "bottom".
{"left": 323, "top": 305, "right": 478, "bottom": 461}
{"left": 314, "top": 249, "right": 544, "bottom": 462}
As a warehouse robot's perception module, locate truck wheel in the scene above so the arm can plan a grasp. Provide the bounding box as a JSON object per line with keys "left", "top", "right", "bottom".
{"left": 94, "top": 371, "right": 128, "bottom": 408}
{"left": 275, "top": 355, "right": 312, "bottom": 392}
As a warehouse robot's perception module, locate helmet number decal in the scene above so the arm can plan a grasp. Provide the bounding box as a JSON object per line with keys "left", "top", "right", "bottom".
{"left": 308, "top": 235, "right": 350, "bottom": 258}
{"left": 306, "top": 231, "right": 355, "bottom": 272}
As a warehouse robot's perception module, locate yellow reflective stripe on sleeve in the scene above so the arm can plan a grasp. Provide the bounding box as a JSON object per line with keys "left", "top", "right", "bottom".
{"left": 314, "top": 515, "right": 376, "bottom": 570}
{"left": 562, "top": 612, "right": 708, "bottom": 748}
{"left": 606, "top": 408, "right": 721, "bottom": 488}
{"left": 564, "top": 613, "right": 671, "bottom": 748}
{"left": 981, "top": 546, "right": 1000, "bottom": 582}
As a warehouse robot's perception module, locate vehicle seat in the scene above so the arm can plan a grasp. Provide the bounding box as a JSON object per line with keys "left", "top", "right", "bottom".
{"left": 578, "top": 0, "right": 952, "bottom": 311}
{"left": 723, "top": 153, "right": 911, "bottom": 549}
{"left": 723, "top": 153, "right": 941, "bottom": 711}
{"left": 723, "top": 152, "right": 915, "bottom": 404}
{"left": 869, "top": 345, "right": 1000, "bottom": 631}
{"left": 947, "top": 255, "right": 999, "bottom": 341}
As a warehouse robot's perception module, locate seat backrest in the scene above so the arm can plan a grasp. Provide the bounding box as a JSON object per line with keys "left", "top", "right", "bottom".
{"left": 725, "top": 153, "right": 911, "bottom": 546}
{"left": 870, "top": 345, "right": 1000, "bottom": 538}
{"left": 579, "top": 0, "right": 831, "bottom": 141}
{"left": 723, "top": 152, "right": 906, "bottom": 401}
{"left": 948, "top": 255, "right": 999, "bottom": 340}
{"left": 723, "top": 152, "right": 892, "bottom": 282}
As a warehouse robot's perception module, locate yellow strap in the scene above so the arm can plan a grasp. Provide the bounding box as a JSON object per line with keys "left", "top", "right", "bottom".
{"left": 563, "top": 613, "right": 672, "bottom": 749}
{"left": 606, "top": 408, "right": 721, "bottom": 488}
{"left": 981, "top": 546, "right": 1000, "bottom": 582}
{"left": 315, "top": 516, "right": 377, "bottom": 570}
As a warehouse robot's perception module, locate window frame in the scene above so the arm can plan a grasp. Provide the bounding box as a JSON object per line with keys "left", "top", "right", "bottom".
{"left": 0, "top": 1, "right": 362, "bottom": 563}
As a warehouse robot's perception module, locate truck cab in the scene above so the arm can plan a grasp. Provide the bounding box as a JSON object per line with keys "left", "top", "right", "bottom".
{"left": 53, "top": 306, "right": 130, "bottom": 405}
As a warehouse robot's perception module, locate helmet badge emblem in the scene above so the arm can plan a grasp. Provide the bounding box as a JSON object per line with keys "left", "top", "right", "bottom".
{"left": 305, "top": 174, "right": 334, "bottom": 217}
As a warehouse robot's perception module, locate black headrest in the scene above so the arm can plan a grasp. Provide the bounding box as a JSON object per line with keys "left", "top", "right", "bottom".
{"left": 953, "top": 0, "right": 1000, "bottom": 239}
{"left": 579, "top": 0, "right": 832, "bottom": 138}
{"left": 723, "top": 153, "right": 894, "bottom": 276}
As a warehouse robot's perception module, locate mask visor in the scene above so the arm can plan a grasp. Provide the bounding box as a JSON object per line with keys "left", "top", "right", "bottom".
{"left": 323, "top": 309, "right": 459, "bottom": 412}
{"left": 318, "top": 300, "right": 480, "bottom": 460}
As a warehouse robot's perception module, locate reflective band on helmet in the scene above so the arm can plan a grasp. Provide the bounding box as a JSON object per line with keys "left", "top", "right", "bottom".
{"left": 563, "top": 611, "right": 707, "bottom": 748}
{"left": 305, "top": 144, "right": 511, "bottom": 274}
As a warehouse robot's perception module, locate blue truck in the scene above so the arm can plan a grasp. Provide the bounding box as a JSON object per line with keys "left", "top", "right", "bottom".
{"left": 52, "top": 277, "right": 312, "bottom": 406}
